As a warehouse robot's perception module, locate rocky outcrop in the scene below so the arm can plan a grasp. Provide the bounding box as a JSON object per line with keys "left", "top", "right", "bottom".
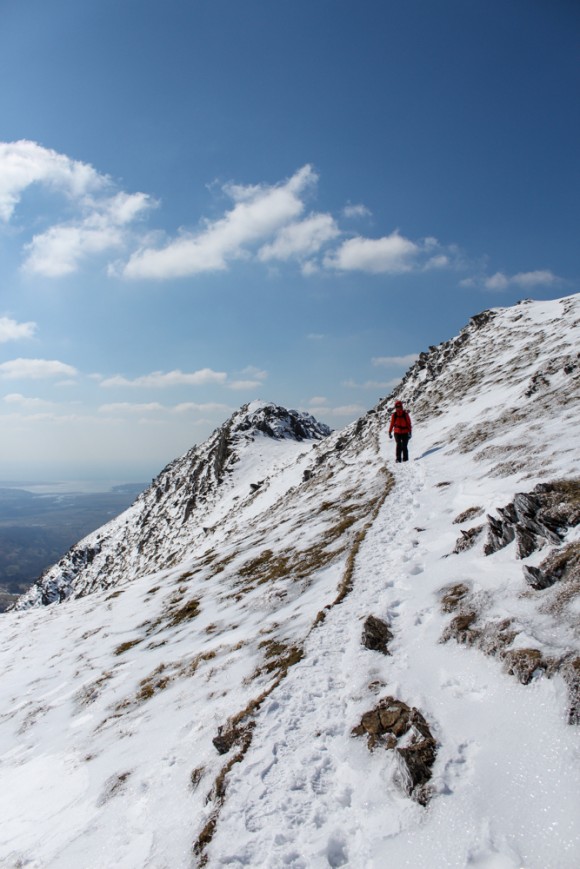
{"left": 523, "top": 541, "right": 580, "bottom": 591}
{"left": 361, "top": 615, "right": 393, "bottom": 655}
{"left": 352, "top": 696, "right": 437, "bottom": 805}
{"left": 484, "top": 480, "right": 580, "bottom": 559}
{"left": 453, "top": 525, "right": 484, "bottom": 554}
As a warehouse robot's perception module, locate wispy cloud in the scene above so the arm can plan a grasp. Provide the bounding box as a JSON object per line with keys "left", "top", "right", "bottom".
{"left": 99, "top": 368, "right": 227, "bottom": 388}
{"left": 372, "top": 353, "right": 419, "bottom": 367}
{"left": 258, "top": 212, "right": 339, "bottom": 263}
{"left": 24, "top": 192, "right": 153, "bottom": 277}
{"left": 227, "top": 366, "right": 268, "bottom": 391}
{"left": 342, "top": 377, "right": 400, "bottom": 390}
{"left": 342, "top": 203, "right": 372, "bottom": 219}
{"left": 0, "top": 140, "right": 154, "bottom": 276}
{"left": 461, "top": 269, "right": 563, "bottom": 291}
{"left": 307, "top": 402, "right": 365, "bottom": 419}
{"left": 0, "top": 316, "right": 36, "bottom": 343}
{"left": 3, "top": 392, "right": 53, "bottom": 409}
{"left": 0, "top": 358, "right": 78, "bottom": 380}
{"left": 0, "top": 140, "right": 105, "bottom": 221}
{"left": 173, "top": 402, "right": 233, "bottom": 415}
{"left": 324, "top": 231, "right": 419, "bottom": 274}
{"left": 123, "top": 165, "right": 317, "bottom": 279}
{"left": 1, "top": 142, "right": 503, "bottom": 286}
{"left": 98, "top": 402, "right": 164, "bottom": 414}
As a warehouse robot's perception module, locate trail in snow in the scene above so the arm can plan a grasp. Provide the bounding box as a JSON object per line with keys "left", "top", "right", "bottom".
{"left": 208, "top": 454, "right": 580, "bottom": 869}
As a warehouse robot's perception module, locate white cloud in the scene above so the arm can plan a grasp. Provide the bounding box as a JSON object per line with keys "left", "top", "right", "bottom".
{"left": 484, "top": 272, "right": 510, "bottom": 291}
{"left": 0, "top": 316, "right": 36, "bottom": 343}
{"left": 227, "top": 380, "right": 264, "bottom": 391}
{"left": 3, "top": 392, "right": 53, "bottom": 409}
{"left": 0, "top": 140, "right": 105, "bottom": 221}
{"left": 511, "top": 270, "right": 560, "bottom": 287}
{"left": 0, "top": 140, "right": 155, "bottom": 276}
{"left": 23, "top": 191, "right": 155, "bottom": 277}
{"left": 173, "top": 402, "right": 232, "bottom": 414}
{"left": 237, "top": 365, "right": 267, "bottom": 381}
{"left": 308, "top": 403, "right": 365, "bottom": 418}
{"left": 342, "top": 377, "right": 400, "bottom": 390}
{"left": 372, "top": 353, "right": 419, "bottom": 367}
{"left": 307, "top": 333, "right": 325, "bottom": 340}
{"left": 0, "top": 358, "right": 78, "bottom": 380}
{"left": 324, "top": 231, "right": 420, "bottom": 274}
{"left": 99, "top": 368, "right": 227, "bottom": 388}
{"left": 24, "top": 222, "right": 124, "bottom": 277}
{"left": 475, "top": 269, "right": 562, "bottom": 291}
{"left": 123, "top": 165, "right": 318, "bottom": 280}
{"left": 258, "top": 213, "right": 339, "bottom": 262}
{"left": 424, "top": 254, "right": 449, "bottom": 270}
{"left": 342, "top": 204, "right": 372, "bottom": 219}
{"left": 98, "top": 402, "right": 164, "bottom": 414}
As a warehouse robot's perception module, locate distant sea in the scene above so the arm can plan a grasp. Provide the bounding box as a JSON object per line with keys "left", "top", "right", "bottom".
{"left": 0, "top": 480, "right": 147, "bottom": 610}
{"left": 0, "top": 480, "right": 146, "bottom": 495}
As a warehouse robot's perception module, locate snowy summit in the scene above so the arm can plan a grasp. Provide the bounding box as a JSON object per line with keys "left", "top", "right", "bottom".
{"left": 1, "top": 295, "right": 580, "bottom": 869}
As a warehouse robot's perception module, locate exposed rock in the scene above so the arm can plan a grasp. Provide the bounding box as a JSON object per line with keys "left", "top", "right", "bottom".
{"left": 484, "top": 513, "right": 516, "bottom": 554}
{"left": 212, "top": 720, "right": 255, "bottom": 755}
{"left": 352, "top": 696, "right": 437, "bottom": 804}
{"left": 560, "top": 656, "right": 580, "bottom": 725}
{"left": 523, "top": 564, "right": 555, "bottom": 590}
{"left": 453, "top": 507, "right": 484, "bottom": 525}
{"left": 503, "top": 648, "right": 546, "bottom": 684}
{"left": 440, "top": 610, "right": 479, "bottom": 645}
{"left": 361, "top": 615, "right": 393, "bottom": 655}
{"left": 523, "top": 541, "right": 580, "bottom": 591}
{"left": 453, "top": 524, "right": 484, "bottom": 554}
{"left": 439, "top": 582, "right": 470, "bottom": 613}
{"left": 483, "top": 481, "right": 580, "bottom": 558}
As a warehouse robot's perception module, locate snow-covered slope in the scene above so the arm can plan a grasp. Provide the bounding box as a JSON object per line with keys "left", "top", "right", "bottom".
{"left": 14, "top": 402, "right": 332, "bottom": 607}
{"left": 1, "top": 295, "right": 579, "bottom": 869}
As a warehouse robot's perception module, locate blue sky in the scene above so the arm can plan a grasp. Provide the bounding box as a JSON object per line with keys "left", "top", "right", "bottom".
{"left": 0, "top": 0, "right": 578, "bottom": 481}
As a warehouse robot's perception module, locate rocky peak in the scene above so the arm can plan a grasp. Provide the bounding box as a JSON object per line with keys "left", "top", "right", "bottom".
{"left": 229, "top": 401, "right": 332, "bottom": 442}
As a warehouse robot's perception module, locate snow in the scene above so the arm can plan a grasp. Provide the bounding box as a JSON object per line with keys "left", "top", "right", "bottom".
{"left": 1, "top": 296, "right": 579, "bottom": 868}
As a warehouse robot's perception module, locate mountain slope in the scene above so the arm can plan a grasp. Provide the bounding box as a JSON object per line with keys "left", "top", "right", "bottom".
{"left": 1, "top": 295, "right": 579, "bottom": 869}
{"left": 14, "top": 402, "right": 332, "bottom": 607}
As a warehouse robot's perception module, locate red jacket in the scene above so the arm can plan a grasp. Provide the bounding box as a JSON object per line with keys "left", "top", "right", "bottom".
{"left": 389, "top": 409, "right": 412, "bottom": 435}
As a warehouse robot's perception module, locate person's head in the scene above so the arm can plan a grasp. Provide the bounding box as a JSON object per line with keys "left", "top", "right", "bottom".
{"left": 395, "top": 400, "right": 403, "bottom": 412}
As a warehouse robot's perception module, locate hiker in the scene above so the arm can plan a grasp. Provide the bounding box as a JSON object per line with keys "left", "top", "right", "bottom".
{"left": 388, "top": 400, "right": 412, "bottom": 463}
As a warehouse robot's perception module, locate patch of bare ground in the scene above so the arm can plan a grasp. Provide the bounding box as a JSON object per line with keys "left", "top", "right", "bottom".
{"left": 453, "top": 507, "right": 484, "bottom": 524}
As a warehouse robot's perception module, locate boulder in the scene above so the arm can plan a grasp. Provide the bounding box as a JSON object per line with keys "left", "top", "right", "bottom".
{"left": 361, "top": 615, "right": 393, "bottom": 655}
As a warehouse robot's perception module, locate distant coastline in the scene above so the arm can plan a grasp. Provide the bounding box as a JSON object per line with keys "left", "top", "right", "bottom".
{"left": 0, "top": 481, "right": 147, "bottom": 611}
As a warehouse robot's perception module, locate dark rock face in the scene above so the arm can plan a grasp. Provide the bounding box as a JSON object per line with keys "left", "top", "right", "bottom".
{"left": 523, "top": 542, "right": 580, "bottom": 591}
{"left": 352, "top": 696, "right": 437, "bottom": 805}
{"left": 361, "top": 615, "right": 393, "bottom": 655}
{"left": 484, "top": 480, "right": 580, "bottom": 559}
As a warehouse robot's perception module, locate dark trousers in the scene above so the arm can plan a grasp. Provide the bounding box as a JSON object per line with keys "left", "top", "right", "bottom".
{"left": 394, "top": 433, "right": 410, "bottom": 462}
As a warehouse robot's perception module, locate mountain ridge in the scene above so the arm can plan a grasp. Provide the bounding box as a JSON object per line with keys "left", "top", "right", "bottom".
{"left": 13, "top": 402, "right": 332, "bottom": 608}
{"left": 1, "top": 294, "right": 579, "bottom": 869}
